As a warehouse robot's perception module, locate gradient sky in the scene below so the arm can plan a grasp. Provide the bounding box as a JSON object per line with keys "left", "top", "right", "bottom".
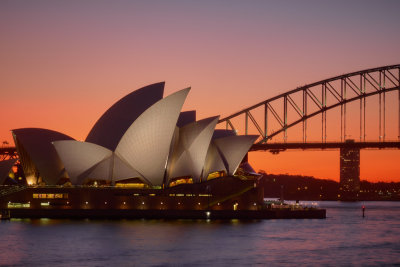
{"left": 1, "top": 0, "right": 399, "bottom": 182}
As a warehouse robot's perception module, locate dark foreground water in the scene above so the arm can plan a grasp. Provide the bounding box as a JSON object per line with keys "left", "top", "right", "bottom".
{"left": 1, "top": 201, "right": 400, "bottom": 266}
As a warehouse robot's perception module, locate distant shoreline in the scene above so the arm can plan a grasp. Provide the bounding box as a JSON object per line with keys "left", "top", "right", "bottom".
{"left": 261, "top": 173, "right": 400, "bottom": 201}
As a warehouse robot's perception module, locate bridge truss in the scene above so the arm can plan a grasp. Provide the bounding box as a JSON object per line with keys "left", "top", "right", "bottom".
{"left": 219, "top": 64, "right": 400, "bottom": 145}
{"left": 0, "top": 147, "right": 18, "bottom": 161}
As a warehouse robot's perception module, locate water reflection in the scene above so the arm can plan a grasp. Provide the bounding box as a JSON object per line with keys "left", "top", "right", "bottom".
{"left": 1, "top": 202, "right": 400, "bottom": 266}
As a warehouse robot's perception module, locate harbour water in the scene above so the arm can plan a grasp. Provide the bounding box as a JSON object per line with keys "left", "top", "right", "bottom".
{"left": 1, "top": 201, "right": 400, "bottom": 266}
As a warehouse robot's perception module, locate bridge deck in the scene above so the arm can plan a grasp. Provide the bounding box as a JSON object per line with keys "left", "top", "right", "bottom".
{"left": 1, "top": 144, "right": 400, "bottom": 158}
{"left": 250, "top": 141, "right": 400, "bottom": 151}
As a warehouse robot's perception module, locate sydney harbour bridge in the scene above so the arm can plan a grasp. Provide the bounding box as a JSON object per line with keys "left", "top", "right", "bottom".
{"left": 1, "top": 64, "right": 400, "bottom": 185}
{"left": 216, "top": 64, "right": 400, "bottom": 189}
{"left": 218, "top": 64, "right": 400, "bottom": 147}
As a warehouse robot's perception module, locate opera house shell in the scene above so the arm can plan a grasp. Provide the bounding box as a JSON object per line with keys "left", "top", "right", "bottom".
{"left": 11, "top": 82, "right": 258, "bottom": 188}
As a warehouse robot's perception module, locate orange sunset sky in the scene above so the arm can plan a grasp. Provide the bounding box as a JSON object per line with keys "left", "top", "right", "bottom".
{"left": 1, "top": 1, "right": 399, "bottom": 182}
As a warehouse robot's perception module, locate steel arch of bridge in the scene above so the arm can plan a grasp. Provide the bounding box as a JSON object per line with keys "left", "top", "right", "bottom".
{"left": 0, "top": 147, "right": 18, "bottom": 161}
{"left": 219, "top": 64, "right": 400, "bottom": 144}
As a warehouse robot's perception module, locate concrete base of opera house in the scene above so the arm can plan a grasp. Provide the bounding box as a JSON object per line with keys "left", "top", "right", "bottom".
{"left": 4, "top": 208, "right": 326, "bottom": 220}
{"left": 0, "top": 177, "right": 326, "bottom": 220}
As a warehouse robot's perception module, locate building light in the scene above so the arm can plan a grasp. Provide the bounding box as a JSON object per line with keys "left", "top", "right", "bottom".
{"left": 142, "top": 202, "right": 145, "bottom": 205}
{"left": 217, "top": 203, "right": 220, "bottom": 205}
{"left": 198, "top": 202, "right": 201, "bottom": 205}
{"left": 8, "top": 202, "right": 30, "bottom": 208}
{"left": 253, "top": 203, "right": 257, "bottom": 206}
{"left": 123, "top": 202, "right": 126, "bottom": 205}
{"left": 206, "top": 211, "right": 211, "bottom": 218}
{"left": 85, "top": 201, "right": 88, "bottom": 205}
{"left": 178, "top": 202, "right": 181, "bottom": 205}
{"left": 161, "top": 202, "right": 163, "bottom": 205}
{"left": 105, "top": 202, "right": 107, "bottom": 204}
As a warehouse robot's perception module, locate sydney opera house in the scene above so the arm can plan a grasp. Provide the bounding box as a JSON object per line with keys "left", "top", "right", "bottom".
{"left": 0, "top": 82, "right": 271, "bottom": 219}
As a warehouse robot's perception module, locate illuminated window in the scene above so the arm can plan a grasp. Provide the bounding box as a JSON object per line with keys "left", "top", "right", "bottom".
{"left": 33, "top": 193, "right": 68, "bottom": 199}
{"left": 116, "top": 183, "right": 147, "bottom": 188}
{"left": 207, "top": 171, "right": 226, "bottom": 180}
{"left": 169, "top": 177, "right": 194, "bottom": 187}
{"left": 8, "top": 202, "right": 30, "bottom": 208}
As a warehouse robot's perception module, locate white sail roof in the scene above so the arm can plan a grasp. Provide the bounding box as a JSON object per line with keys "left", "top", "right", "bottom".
{"left": 167, "top": 116, "right": 219, "bottom": 183}
{"left": 112, "top": 155, "right": 147, "bottom": 184}
{"left": 86, "top": 82, "right": 164, "bottom": 151}
{"left": 202, "top": 142, "right": 227, "bottom": 180}
{"left": 202, "top": 134, "right": 258, "bottom": 178}
{"left": 115, "top": 88, "right": 190, "bottom": 186}
{"left": 83, "top": 156, "right": 114, "bottom": 183}
{"left": 213, "top": 135, "right": 258, "bottom": 175}
{"left": 13, "top": 84, "right": 258, "bottom": 187}
{"left": 12, "top": 128, "right": 74, "bottom": 185}
{"left": 53, "top": 140, "right": 112, "bottom": 184}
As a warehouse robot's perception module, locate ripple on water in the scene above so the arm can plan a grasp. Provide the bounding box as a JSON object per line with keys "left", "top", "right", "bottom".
{"left": 0, "top": 201, "right": 400, "bottom": 266}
